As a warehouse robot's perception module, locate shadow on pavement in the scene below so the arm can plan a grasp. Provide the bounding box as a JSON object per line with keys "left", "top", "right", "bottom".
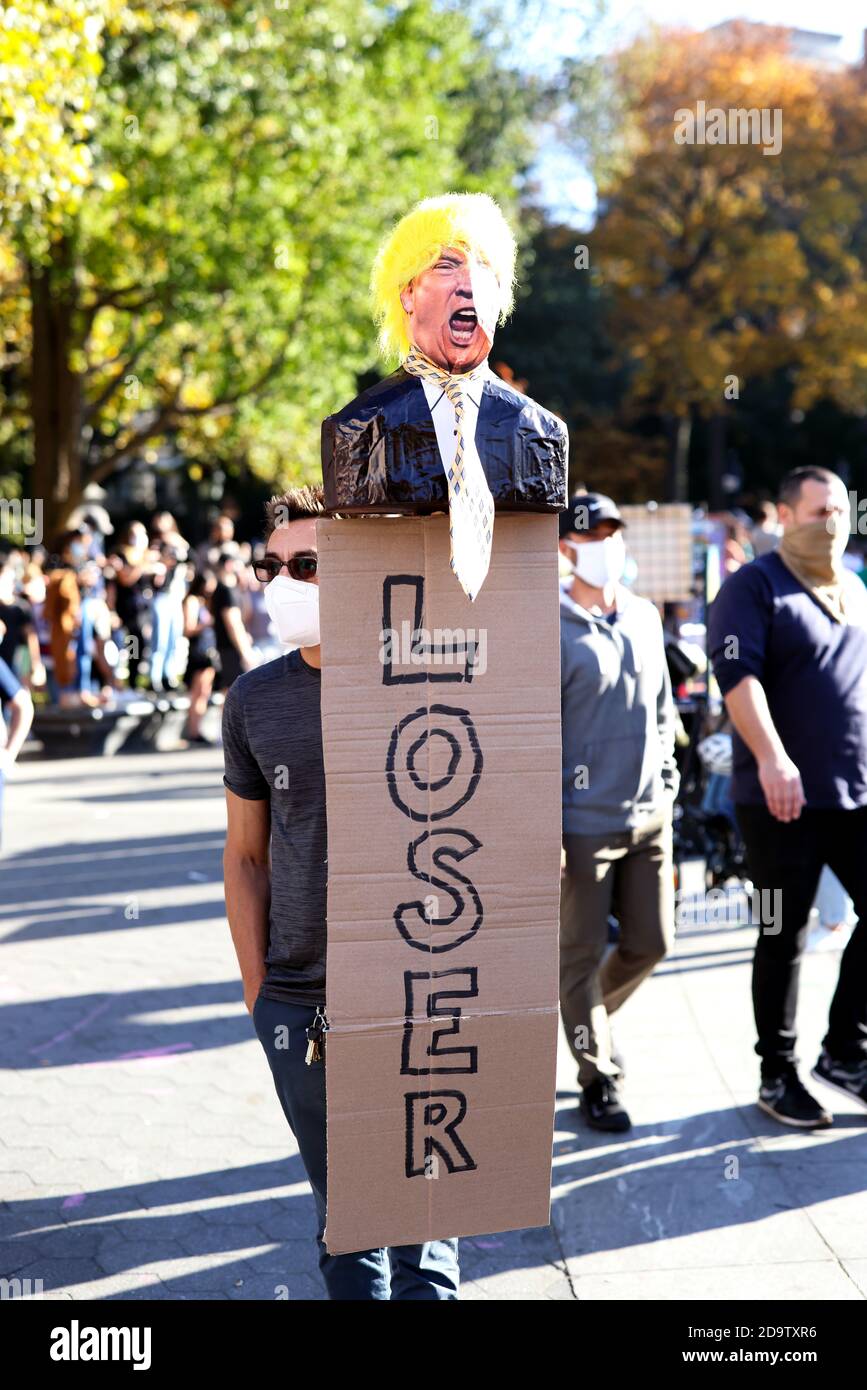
{"left": 0, "top": 980, "right": 251, "bottom": 1069}
{"left": 3, "top": 1095, "right": 865, "bottom": 1299}
{"left": 1, "top": 1155, "right": 324, "bottom": 1300}
{"left": 0, "top": 832, "right": 224, "bottom": 944}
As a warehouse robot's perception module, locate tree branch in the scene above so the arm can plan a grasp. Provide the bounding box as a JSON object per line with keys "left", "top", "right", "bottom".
{"left": 89, "top": 285, "right": 161, "bottom": 313}
{"left": 83, "top": 332, "right": 162, "bottom": 422}
{"left": 84, "top": 337, "right": 292, "bottom": 484}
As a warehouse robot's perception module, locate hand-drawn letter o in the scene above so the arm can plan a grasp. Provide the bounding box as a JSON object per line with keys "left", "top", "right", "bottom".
{"left": 386, "top": 704, "right": 483, "bottom": 822}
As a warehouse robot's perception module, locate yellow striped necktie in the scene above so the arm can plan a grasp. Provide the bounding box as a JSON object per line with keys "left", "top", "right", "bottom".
{"left": 404, "top": 346, "right": 495, "bottom": 601}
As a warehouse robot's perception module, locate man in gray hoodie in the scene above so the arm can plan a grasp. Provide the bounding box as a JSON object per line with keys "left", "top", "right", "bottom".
{"left": 559, "top": 493, "right": 679, "bottom": 1130}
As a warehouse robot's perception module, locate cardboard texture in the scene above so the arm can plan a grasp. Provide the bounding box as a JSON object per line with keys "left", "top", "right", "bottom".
{"left": 317, "top": 513, "right": 562, "bottom": 1254}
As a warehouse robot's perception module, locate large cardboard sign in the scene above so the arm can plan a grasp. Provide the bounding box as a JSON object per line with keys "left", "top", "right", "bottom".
{"left": 318, "top": 513, "right": 561, "bottom": 1254}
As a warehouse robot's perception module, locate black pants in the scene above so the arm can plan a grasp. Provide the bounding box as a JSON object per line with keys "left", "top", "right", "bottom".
{"left": 736, "top": 803, "right": 867, "bottom": 1072}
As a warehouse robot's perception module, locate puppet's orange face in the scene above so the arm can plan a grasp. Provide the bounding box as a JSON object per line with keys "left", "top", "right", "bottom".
{"left": 400, "top": 245, "right": 500, "bottom": 373}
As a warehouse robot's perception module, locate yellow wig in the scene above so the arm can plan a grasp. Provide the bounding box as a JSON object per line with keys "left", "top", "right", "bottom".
{"left": 371, "top": 192, "right": 517, "bottom": 362}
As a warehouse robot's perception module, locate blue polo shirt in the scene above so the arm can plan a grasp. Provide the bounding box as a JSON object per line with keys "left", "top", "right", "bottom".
{"left": 708, "top": 552, "right": 867, "bottom": 809}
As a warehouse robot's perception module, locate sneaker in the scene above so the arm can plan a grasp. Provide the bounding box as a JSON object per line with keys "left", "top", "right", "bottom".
{"left": 758, "top": 1065, "right": 833, "bottom": 1129}
{"left": 811, "top": 1050, "right": 867, "bottom": 1111}
{"left": 579, "top": 1079, "right": 631, "bottom": 1132}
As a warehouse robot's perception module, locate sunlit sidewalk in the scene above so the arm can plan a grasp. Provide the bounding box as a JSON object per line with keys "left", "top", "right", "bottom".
{"left": 1, "top": 750, "right": 865, "bottom": 1301}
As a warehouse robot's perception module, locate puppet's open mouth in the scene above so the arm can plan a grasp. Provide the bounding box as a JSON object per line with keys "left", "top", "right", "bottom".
{"left": 449, "top": 308, "right": 478, "bottom": 342}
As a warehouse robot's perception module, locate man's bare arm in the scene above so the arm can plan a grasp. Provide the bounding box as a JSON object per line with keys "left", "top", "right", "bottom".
{"left": 0, "top": 689, "right": 34, "bottom": 769}
{"left": 724, "top": 674, "right": 805, "bottom": 822}
{"left": 222, "top": 606, "right": 255, "bottom": 670}
{"left": 26, "top": 629, "right": 46, "bottom": 687}
{"left": 223, "top": 788, "right": 271, "bottom": 1012}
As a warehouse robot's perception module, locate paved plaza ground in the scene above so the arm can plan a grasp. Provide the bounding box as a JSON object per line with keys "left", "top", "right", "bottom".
{"left": 1, "top": 747, "right": 866, "bottom": 1300}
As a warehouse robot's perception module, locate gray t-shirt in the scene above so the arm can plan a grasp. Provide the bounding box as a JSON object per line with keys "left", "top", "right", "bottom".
{"left": 221, "top": 649, "right": 327, "bottom": 1004}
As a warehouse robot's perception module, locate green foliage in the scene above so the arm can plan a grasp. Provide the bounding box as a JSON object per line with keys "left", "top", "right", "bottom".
{"left": 0, "top": 0, "right": 123, "bottom": 254}
{"left": 0, "top": 0, "right": 544, "bottom": 513}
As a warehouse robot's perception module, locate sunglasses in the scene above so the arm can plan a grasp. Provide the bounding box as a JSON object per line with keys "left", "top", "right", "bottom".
{"left": 253, "top": 552, "right": 318, "bottom": 584}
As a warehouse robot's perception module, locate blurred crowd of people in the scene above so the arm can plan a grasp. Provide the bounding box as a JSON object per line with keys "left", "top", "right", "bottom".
{"left": 0, "top": 508, "right": 283, "bottom": 744}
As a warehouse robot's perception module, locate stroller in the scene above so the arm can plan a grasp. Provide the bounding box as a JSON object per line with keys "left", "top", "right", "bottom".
{"left": 673, "top": 706, "right": 748, "bottom": 889}
{"left": 664, "top": 631, "right": 748, "bottom": 891}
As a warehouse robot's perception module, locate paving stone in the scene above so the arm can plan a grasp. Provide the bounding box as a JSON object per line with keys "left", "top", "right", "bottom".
{"left": 95, "top": 1240, "right": 190, "bottom": 1275}
{"left": 227, "top": 1272, "right": 323, "bottom": 1300}
{"left": 555, "top": 1164, "right": 830, "bottom": 1275}
{"left": 4, "top": 748, "right": 866, "bottom": 1302}
{"left": 570, "top": 1262, "right": 861, "bottom": 1301}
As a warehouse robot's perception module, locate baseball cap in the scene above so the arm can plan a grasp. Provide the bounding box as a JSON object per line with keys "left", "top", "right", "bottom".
{"left": 559, "top": 492, "right": 625, "bottom": 538}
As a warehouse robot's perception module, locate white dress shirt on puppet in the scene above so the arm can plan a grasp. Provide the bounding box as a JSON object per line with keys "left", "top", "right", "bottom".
{"left": 419, "top": 366, "right": 494, "bottom": 482}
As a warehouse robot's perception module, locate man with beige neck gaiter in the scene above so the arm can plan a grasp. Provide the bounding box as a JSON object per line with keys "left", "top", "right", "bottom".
{"left": 708, "top": 466, "right": 867, "bottom": 1128}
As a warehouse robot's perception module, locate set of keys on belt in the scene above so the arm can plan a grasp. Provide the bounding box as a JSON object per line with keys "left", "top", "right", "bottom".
{"left": 305, "top": 1006, "right": 328, "bottom": 1065}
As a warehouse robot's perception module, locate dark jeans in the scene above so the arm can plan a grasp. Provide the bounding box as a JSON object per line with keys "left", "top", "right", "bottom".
{"left": 252, "top": 994, "right": 460, "bottom": 1300}
{"left": 735, "top": 803, "right": 867, "bottom": 1072}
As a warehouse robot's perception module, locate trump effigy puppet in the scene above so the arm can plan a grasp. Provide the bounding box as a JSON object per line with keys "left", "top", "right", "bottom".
{"left": 321, "top": 192, "right": 567, "bottom": 599}
{"left": 316, "top": 196, "right": 566, "bottom": 1255}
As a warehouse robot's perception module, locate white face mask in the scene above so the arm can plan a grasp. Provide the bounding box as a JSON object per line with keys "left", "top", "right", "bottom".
{"left": 566, "top": 532, "right": 626, "bottom": 589}
{"left": 263, "top": 574, "right": 320, "bottom": 648}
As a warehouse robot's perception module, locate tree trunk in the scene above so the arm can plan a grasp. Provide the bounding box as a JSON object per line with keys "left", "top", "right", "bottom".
{"left": 666, "top": 412, "right": 692, "bottom": 502}
{"left": 29, "top": 237, "right": 84, "bottom": 547}
{"left": 708, "top": 412, "right": 726, "bottom": 511}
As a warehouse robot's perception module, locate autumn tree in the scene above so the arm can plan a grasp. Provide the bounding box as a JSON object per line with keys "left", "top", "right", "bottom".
{"left": 586, "top": 23, "right": 867, "bottom": 501}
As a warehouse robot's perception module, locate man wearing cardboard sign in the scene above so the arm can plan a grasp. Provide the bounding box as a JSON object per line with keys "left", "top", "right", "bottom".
{"left": 318, "top": 195, "right": 565, "bottom": 1257}
{"left": 223, "top": 484, "right": 460, "bottom": 1300}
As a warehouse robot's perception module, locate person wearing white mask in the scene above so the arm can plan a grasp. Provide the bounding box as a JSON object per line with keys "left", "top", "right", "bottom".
{"left": 558, "top": 492, "right": 679, "bottom": 1132}
{"left": 222, "top": 483, "right": 458, "bottom": 1300}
